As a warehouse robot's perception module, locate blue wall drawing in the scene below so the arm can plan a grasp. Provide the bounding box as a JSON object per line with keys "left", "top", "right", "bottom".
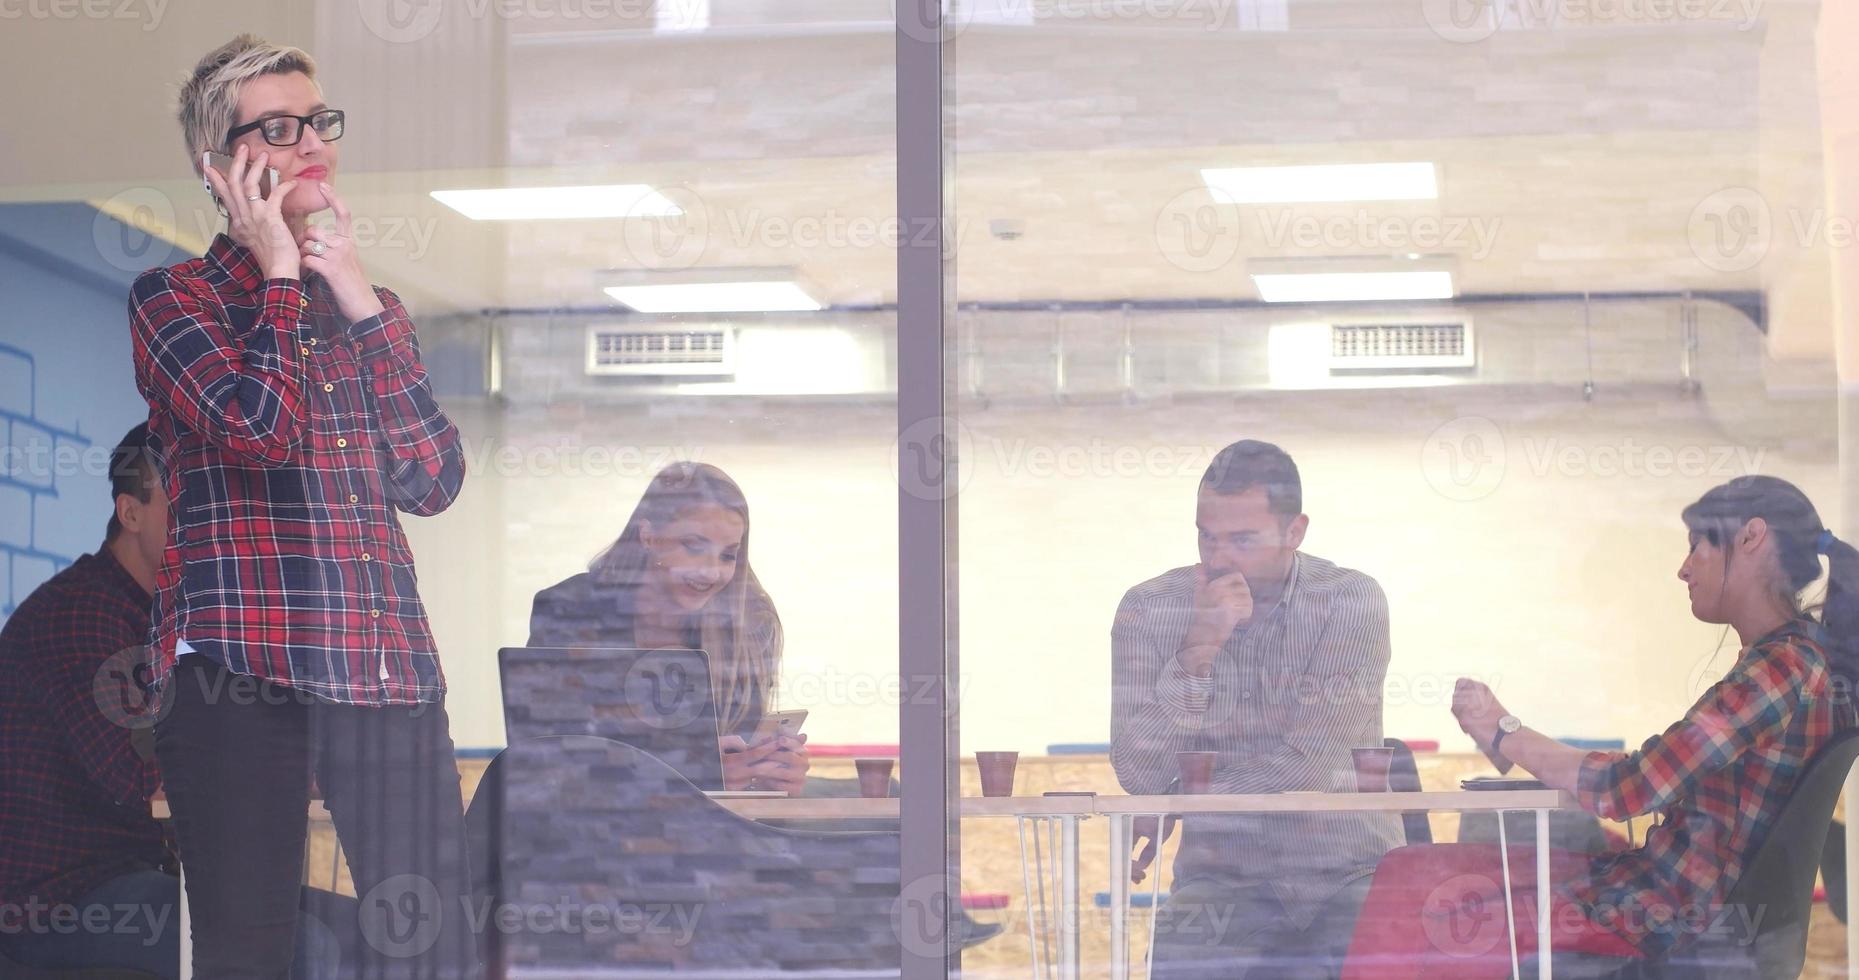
{"left": 0, "top": 343, "right": 93, "bottom": 618}
{"left": 0, "top": 201, "right": 169, "bottom": 628}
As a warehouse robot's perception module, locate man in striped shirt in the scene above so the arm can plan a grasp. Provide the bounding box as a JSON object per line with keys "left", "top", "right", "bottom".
{"left": 1111, "top": 439, "right": 1403, "bottom": 978}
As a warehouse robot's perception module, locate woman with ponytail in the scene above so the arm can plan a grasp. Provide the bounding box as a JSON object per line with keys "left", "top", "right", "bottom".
{"left": 1343, "top": 475, "right": 1857, "bottom": 977}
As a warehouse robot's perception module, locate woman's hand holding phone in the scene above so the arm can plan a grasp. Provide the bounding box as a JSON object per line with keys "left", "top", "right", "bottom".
{"left": 718, "top": 735, "right": 778, "bottom": 791}
{"left": 718, "top": 732, "right": 811, "bottom": 795}
{"left": 203, "top": 145, "right": 299, "bottom": 281}
{"left": 758, "top": 732, "right": 810, "bottom": 795}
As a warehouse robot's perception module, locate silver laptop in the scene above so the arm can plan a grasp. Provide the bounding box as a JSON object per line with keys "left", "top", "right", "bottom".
{"left": 497, "top": 647, "right": 726, "bottom": 790}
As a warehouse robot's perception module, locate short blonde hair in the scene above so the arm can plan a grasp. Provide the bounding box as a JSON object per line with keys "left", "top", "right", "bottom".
{"left": 176, "top": 34, "right": 319, "bottom": 177}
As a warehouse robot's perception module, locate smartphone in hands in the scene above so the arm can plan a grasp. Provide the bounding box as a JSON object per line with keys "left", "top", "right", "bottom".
{"left": 749, "top": 709, "right": 808, "bottom": 746}
{"left": 202, "top": 151, "right": 279, "bottom": 207}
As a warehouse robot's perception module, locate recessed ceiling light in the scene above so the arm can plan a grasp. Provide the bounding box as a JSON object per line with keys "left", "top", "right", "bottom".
{"left": 603, "top": 281, "right": 823, "bottom": 314}
{"left": 1251, "top": 271, "right": 1455, "bottom": 303}
{"left": 430, "top": 185, "right": 681, "bottom": 221}
{"left": 1200, "top": 163, "right": 1439, "bottom": 204}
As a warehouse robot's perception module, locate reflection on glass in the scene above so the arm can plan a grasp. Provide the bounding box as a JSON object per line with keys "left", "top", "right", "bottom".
{"left": 2, "top": 1, "right": 1856, "bottom": 978}
{"left": 950, "top": 4, "right": 1853, "bottom": 979}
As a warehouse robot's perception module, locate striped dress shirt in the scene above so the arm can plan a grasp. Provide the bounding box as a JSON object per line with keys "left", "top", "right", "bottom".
{"left": 1111, "top": 553, "right": 1405, "bottom": 925}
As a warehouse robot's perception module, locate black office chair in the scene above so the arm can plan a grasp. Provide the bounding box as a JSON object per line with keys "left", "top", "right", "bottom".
{"left": 1383, "top": 737, "right": 1432, "bottom": 845}
{"left": 1527, "top": 726, "right": 1859, "bottom": 979}
{"left": 1821, "top": 818, "right": 1847, "bottom": 924}
{"left": 467, "top": 734, "right": 904, "bottom": 978}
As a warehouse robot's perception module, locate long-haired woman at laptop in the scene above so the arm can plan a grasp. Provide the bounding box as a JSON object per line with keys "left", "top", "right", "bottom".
{"left": 526, "top": 462, "right": 806, "bottom": 794}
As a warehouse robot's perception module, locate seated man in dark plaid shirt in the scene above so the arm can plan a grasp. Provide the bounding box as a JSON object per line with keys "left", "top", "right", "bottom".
{"left": 0, "top": 424, "right": 352, "bottom": 979}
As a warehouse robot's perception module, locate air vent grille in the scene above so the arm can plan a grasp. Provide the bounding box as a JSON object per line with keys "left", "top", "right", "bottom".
{"left": 586, "top": 328, "right": 735, "bottom": 376}
{"left": 1329, "top": 321, "right": 1473, "bottom": 370}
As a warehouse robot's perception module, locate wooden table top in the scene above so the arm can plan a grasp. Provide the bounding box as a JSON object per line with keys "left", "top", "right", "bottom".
{"left": 152, "top": 789, "right": 1577, "bottom": 822}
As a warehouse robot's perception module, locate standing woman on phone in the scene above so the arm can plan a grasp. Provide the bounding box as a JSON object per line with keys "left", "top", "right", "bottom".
{"left": 130, "top": 35, "right": 479, "bottom": 977}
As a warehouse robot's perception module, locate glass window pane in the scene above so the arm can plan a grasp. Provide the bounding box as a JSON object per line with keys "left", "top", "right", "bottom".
{"left": 1, "top": 4, "right": 911, "bottom": 976}
{"left": 948, "top": 5, "right": 1853, "bottom": 979}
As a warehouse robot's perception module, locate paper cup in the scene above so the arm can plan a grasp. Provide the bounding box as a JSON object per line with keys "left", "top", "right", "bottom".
{"left": 975, "top": 751, "right": 1019, "bottom": 798}
{"left": 855, "top": 758, "right": 895, "bottom": 799}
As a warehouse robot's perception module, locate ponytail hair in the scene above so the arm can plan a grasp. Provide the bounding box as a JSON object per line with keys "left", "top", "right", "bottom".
{"left": 1820, "top": 531, "right": 1859, "bottom": 690}
{"left": 1682, "top": 476, "right": 1858, "bottom": 693}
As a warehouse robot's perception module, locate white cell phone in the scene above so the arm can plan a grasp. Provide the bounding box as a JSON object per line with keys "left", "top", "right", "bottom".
{"left": 202, "top": 151, "right": 278, "bottom": 203}
{"left": 749, "top": 709, "right": 808, "bottom": 745}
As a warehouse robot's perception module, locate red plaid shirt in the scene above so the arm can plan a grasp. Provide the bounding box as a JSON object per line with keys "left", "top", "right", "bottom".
{"left": 1568, "top": 618, "right": 1855, "bottom": 955}
{"left": 0, "top": 549, "right": 169, "bottom": 910}
{"left": 129, "top": 233, "right": 464, "bottom": 706}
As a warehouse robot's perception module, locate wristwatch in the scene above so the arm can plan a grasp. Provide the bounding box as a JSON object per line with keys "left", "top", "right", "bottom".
{"left": 1491, "top": 714, "right": 1523, "bottom": 755}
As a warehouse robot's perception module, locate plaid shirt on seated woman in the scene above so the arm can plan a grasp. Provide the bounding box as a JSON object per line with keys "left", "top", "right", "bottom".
{"left": 1569, "top": 617, "right": 1856, "bottom": 957}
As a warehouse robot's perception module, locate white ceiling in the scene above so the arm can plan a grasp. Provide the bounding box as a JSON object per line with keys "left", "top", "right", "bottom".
{"left": 0, "top": 0, "right": 1834, "bottom": 350}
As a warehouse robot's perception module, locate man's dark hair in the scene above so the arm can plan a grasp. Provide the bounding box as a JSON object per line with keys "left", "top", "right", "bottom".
{"left": 1200, "top": 439, "right": 1302, "bottom": 519}
{"left": 106, "top": 422, "right": 155, "bottom": 540}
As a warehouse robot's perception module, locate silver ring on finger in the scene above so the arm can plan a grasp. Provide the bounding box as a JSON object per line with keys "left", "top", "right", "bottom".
{"left": 246, "top": 194, "right": 263, "bottom": 202}
{"left": 308, "top": 240, "right": 327, "bottom": 256}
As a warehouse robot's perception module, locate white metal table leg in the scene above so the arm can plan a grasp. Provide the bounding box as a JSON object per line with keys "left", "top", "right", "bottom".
{"left": 1498, "top": 811, "right": 1520, "bottom": 979}
{"left": 1536, "top": 809, "right": 1552, "bottom": 980}
{"left": 1060, "top": 815, "right": 1081, "bottom": 980}
{"left": 1109, "top": 813, "right": 1131, "bottom": 980}
{"left": 178, "top": 861, "right": 190, "bottom": 980}
{"left": 1018, "top": 816, "right": 1051, "bottom": 980}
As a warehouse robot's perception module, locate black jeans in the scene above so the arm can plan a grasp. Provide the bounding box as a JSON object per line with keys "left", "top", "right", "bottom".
{"left": 154, "top": 656, "right": 482, "bottom": 980}
{"left": 0, "top": 869, "right": 357, "bottom": 980}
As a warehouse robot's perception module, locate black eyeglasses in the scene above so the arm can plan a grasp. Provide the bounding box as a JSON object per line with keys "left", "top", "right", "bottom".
{"left": 226, "top": 109, "right": 345, "bottom": 148}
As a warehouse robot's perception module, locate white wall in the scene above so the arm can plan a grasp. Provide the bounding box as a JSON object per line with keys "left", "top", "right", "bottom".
{"left": 404, "top": 300, "right": 1842, "bottom": 754}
